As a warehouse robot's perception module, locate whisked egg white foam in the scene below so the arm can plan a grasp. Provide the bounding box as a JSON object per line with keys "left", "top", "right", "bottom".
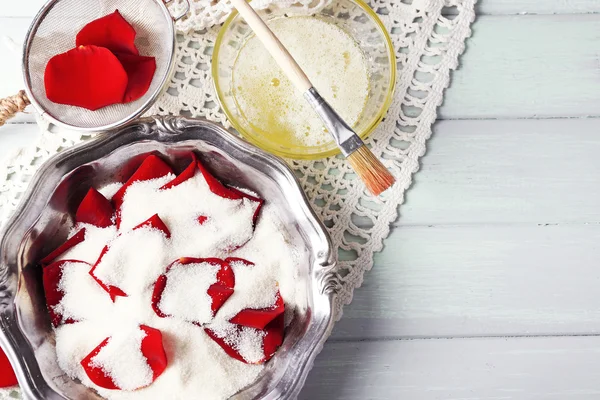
{"left": 232, "top": 16, "right": 370, "bottom": 148}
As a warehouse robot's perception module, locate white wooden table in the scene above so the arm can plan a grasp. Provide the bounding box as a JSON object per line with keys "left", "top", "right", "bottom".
{"left": 2, "top": 1, "right": 600, "bottom": 398}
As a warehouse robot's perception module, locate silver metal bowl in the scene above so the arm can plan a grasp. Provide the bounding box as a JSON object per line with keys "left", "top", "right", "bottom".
{"left": 0, "top": 116, "right": 338, "bottom": 399}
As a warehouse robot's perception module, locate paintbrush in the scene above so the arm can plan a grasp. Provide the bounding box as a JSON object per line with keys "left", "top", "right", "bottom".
{"left": 229, "top": 0, "right": 395, "bottom": 196}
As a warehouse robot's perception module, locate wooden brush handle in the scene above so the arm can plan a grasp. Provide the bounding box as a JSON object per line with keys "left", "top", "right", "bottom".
{"left": 229, "top": 0, "right": 313, "bottom": 93}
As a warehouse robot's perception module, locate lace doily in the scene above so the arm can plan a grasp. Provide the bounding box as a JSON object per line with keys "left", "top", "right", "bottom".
{"left": 0, "top": 0, "right": 475, "bottom": 397}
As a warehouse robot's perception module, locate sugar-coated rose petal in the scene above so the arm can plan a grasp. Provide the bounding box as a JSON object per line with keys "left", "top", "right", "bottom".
{"left": 229, "top": 291, "right": 284, "bottom": 330}
{"left": 76, "top": 188, "right": 114, "bottom": 228}
{"left": 152, "top": 258, "right": 235, "bottom": 321}
{"left": 133, "top": 214, "right": 171, "bottom": 238}
{"left": 89, "top": 246, "right": 128, "bottom": 301}
{"left": 80, "top": 337, "right": 118, "bottom": 390}
{"left": 205, "top": 314, "right": 284, "bottom": 365}
{"left": 160, "top": 153, "right": 197, "bottom": 190}
{"left": 76, "top": 10, "right": 138, "bottom": 55}
{"left": 262, "top": 313, "right": 285, "bottom": 362}
{"left": 0, "top": 348, "right": 17, "bottom": 388}
{"left": 114, "top": 53, "right": 156, "bottom": 103}
{"left": 139, "top": 325, "right": 167, "bottom": 380}
{"left": 112, "top": 155, "right": 174, "bottom": 210}
{"left": 43, "top": 260, "right": 88, "bottom": 327}
{"left": 196, "top": 160, "right": 264, "bottom": 226}
{"left": 44, "top": 45, "right": 128, "bottom": 111}
{"left": 204, "top": 328, "right": 246, "bottom": 364}
{"left": 40, "top": 228, "right": 86, "bottom": 265}
{"left": 80, "top": 325, "right": 167, "bottom": 390}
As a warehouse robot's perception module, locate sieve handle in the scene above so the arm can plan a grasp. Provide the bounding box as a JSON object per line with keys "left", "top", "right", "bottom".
{"left": 164, "top": 0, "right": 191, "bottom": 21}
{"left": 0, "top": 90, "right": 30, "bottom": 127}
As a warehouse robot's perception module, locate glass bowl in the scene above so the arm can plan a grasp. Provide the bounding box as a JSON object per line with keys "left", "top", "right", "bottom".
{"left": 212, "top": 0, "right": 396, "bottom": 159}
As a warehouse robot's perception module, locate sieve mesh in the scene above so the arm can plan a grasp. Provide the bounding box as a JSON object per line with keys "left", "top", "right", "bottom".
{"left": 24, "top": 0, "right": 174, "bottom": 131}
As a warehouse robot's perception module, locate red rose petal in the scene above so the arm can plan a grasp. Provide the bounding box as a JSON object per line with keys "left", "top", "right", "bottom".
{"left": 197, "top": 215, "right": 208, "bottom": 225}
{"left": 133, "top": 214, "right": 171, "bottom": 238}
{"left": 76, "top": 188, "right": 114, "bottom": 228}
{"left": 204, "top": 328, "right": 246, "bottom": 363}
{"left": 40, "top": 228, "right": 86, "bottom": 266}
{"left": 81, "top": 337, "right": 119, "bottom": 390}
{"left": 229, "top": 291, "right": 284, "bottom": 330}
{"left": 76, "top": 10, "right": 138, "bottom": 56}
{"left": 112, "top": 155, "right": 173, "bottom": 210}
{"left": 205, "top": 313, "right": 285, "bottom": 365}
{"left": 89, "top": 246, "right": 128, "bottom": 301}
{"left": 160, "top": 154, "right": 197, "bottom": 190}
{"left": 43, "top": 260, "right": 88, "bottom": 327}
{"left": 196, "top": 160, "right": 264, "bottom": 226}
{"left": 139, "top": 325, "right": 167, "bottom": 380}
{"left": 152, "top": 258, "right": 235, "bottom": 320}
{"left": 261, "top": 313, "right": 285, "bottom": 362}
{"left": 114, "top": 53, "right": 156, "bottom": 103}
{"left": 0, "top": 348, "right": 17, "bottom": 387}
{"left": 151, "top": 274, "right": 168, "bottom": 318}
{"left": 44, "top": 45, "right": 128, "bottom": 111}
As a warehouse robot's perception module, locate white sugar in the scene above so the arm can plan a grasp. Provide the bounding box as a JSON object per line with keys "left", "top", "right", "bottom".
{"left": 158, "top": 262, "right": 219, "bottom": 324}
{"left": 98, "top": 182, "right": 123, "bottom": 201}
{"left": 208, "top": 320, "right": 266, "bottom": 364}
{"left": 118, "top": 173, "right": 257, "bottom": 254}
{"left": 91, "top": 326, "right": 153, "bottom": 390}
{"left": 54, "top": 261, "right": 114, "bottom": 323}
{"left": 216, "top": 259, "right": 278, "bottom": 320}
{"left": 93, "top": 227, "right": 169, "bottom": 295}
{"left": 57, "top": 225, "right": 117, "bottom": 265}
{"left": 53, "top": 165, "right": 306, "bottom": 399}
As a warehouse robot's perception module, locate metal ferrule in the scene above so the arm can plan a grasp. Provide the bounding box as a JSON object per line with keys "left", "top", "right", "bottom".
{"left": 304, "top": 87, "right": 363, "bottom": 157}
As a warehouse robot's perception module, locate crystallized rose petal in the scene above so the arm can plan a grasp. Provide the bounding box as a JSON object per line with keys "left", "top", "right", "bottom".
{"left": 76, "top": 188, "right": 115, "bottom": 228}
{"left": 205, "top": 313, "right": 284, "bottom": 365}
{"left": 40, "top": 229, "right": 86, "bottom": 265}
{"left": 90, "top": 216, "right": 170, "bottom": 300}
{"left": 160, "top": 153, "right": 197, "bottom": 190}
{"left": 133, "top": 214, "right": 171, "bottom": 238}
{"left": 43, "top": 260, "right": 90, "bottom": 327}
{"left": 261, "top": 313, "right": 285, "bottom": 362}
{"left": 112, "top": 154, "right": 174, "bottom": 211}
{"left": 114, "top": 52, "right": 156, "bottom": 103}
{"left": 89, "top": 246, "right": 128, "bottom": 302}
{"left": 80, "top": 337, "right": 118, "bottom": 390}
{"left": 152, "top": 257, "right": 235, "bottom": 323}
{"left": 76, "top": 10, "right": 138, "bottom": 56}
{"left": 44, "top": 45, "right": 128, "bottom": 111}
{"left": 139, "top": 325, "right": 168, "bottom": 380}
{"left": 229, "top": 291, "right": 284, "bottom": 330}
{"left": 196, "top": 160, "right": 264, "bottom": 226}
{"left": 80, "top": 325, "right": 166, "bottom": 391}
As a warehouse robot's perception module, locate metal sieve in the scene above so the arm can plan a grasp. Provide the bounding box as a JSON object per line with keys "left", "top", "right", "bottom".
{"left": 0, "top": 0, "right": 189, "bottom": 131}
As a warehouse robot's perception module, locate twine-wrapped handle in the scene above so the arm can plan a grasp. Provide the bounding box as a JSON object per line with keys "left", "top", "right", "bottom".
{"left": 0, "top": 90, "right": 30, "bottom": 127}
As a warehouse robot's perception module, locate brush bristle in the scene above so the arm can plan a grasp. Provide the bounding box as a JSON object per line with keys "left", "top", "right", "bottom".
{"left": 346, "top": 145, "right": 395, "bottom": 196}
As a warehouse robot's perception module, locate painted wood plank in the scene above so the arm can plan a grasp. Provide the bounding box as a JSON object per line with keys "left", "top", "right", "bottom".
{"left": 333, "top": 224, "right": 600, "bottom": 340}
{"left": 396, "top": 118, "right": 600, "bottom": 226}
{"left": 1, "top": 14, "right": 600, "bottom": 121}
{"left": 301, "top": 336, "right": 600, "bottom": 399}
{"left": 474, "top": 1, "right": 600, "bottom": 15}
{"left": 439, "top": 14, "right": 600, "bottom": 119}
